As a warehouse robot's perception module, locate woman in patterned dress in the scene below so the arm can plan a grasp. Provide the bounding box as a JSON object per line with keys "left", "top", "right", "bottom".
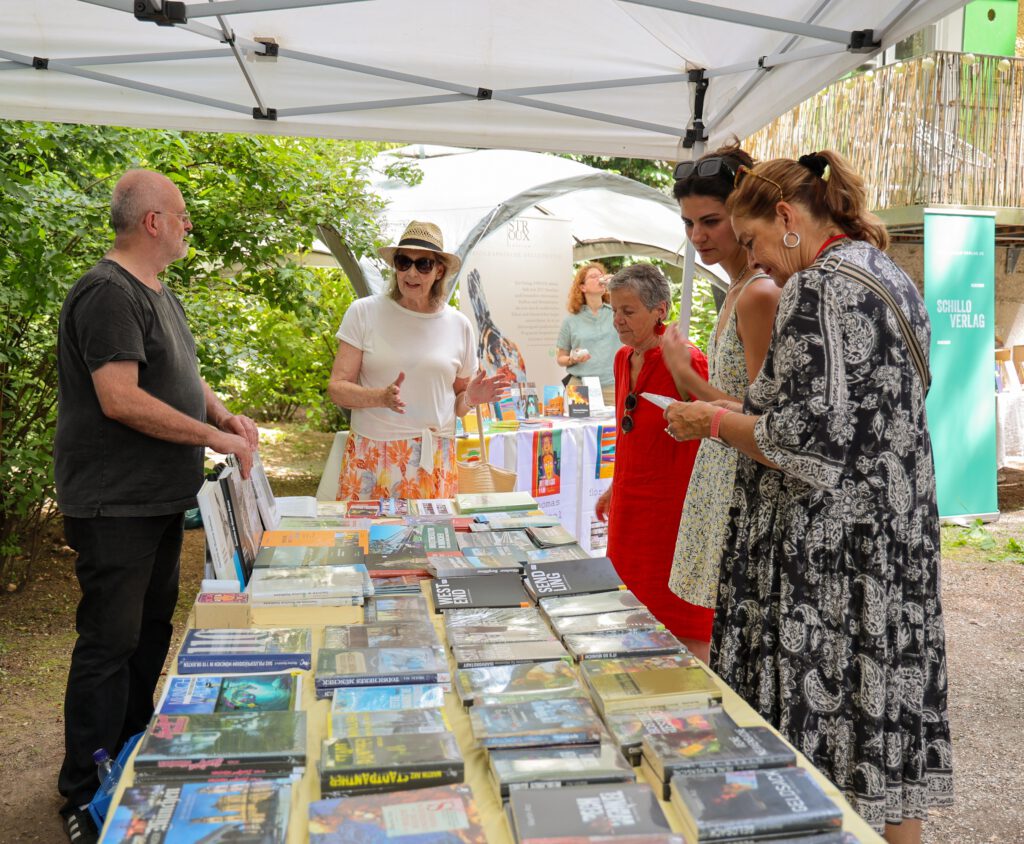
{"left": 328, "top": 221, "right": 510, "bottom": 499}
{"left": 664, "top": 152, "right": 952, "bottom": 843}
{"left": 661, "top": 145, "right": 782, "bottom": 662}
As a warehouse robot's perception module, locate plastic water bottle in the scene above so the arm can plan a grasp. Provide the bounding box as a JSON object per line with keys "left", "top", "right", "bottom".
{"left": 92, "top": 748, "right": 123, "bottom": 798}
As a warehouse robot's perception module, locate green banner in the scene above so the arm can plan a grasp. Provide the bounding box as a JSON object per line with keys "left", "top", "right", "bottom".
{"left": 924, "top": 210, "right": 997, "bottom": 519}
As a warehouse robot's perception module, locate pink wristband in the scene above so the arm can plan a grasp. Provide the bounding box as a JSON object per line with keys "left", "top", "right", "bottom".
{"left": 709, "top": 407, "right": 731, "bottom": 442}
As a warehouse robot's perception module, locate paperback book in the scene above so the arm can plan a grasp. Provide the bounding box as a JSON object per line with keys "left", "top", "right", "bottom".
{"left": 542, "top": 385, "right": 564, "bottom": 417}
{"left": 195, "top": 479, "right": 246, "bottom": 586}
{"left": 603, "top": 706, "right": 727, "bottom": 766}
{"left": 328, "top": 708, "right": 450, "bottom": 739}
{"left": 308, "top": 784, "right": 486, "bottom": 844}
{"left": 457, "top": 529, "right": 535, "bottom": 552}
{"left": 408, "top": 498, "right": 458, "bottom": 518}
{"left": 446, "top": 624, "right": 556, "bottom": 649}
{"left": 156, "top": 671, "right": 300, "bottom": 714}
{"left": 322, "top": 622, "right": 439, "bottom": 650}
{"left": 524, "top": 544, "right": 590, "bottom": 563}
{"left": 134, "top": 711, "right": 306, "bottom": 782}
{"left": 443, "top": 606, "right": 545, "bottom": 629}
{"left": 525, "top": 524, "right": 578, "bottom": 547}
{"left": 428, "top": 553, "right": 524, "bottom": 578}
{"left": 563, "top": 629, "right": 684, "bottom": 662}
{"left": 248, "top": 565, "right": 368, "bottom": 606}
{"left": 249, "top": 450, "right": 280, "bottom": 530}
{"left": 259, "top": 527, "right": 368, "bottom": 549}
{"left": 252, "top": 543, "right": 365, "bottom": 569}
{"left": 365, "top": 524, "right": 430, "bottom": 575}
{"left": 420, "top": 523, "right": 462, "bottom": 556}
{"left": 489, "top": 742, "right": 635, "bottom": 799}
{"left": 315, "top": 646, "right": 450, "bottom": 698}
{"left": 468, "top": 697, "right": 603, "bottom": 749}
{"left": 507, "top": 783, "right": 677, "bottom": 843}
{"left": 450, "top": 639, "right": 570, "bottom": 668}
{"left": 585, "top": 662, "right": 722, "bottom": 714}
{"left": 431, "top": 573, "right": 532, "bottom": 613}
{"left": 550, "top": 609, "right": 666, "bottom": 638}
{"left": 177, "top": 628, "right": 312, "bottom": 674}
{"left": 217, "top": 464, "right": 261, "bottom": 578}
{"left": 319, "top": 732, "right": 464, "bottom": 796}
{"left": 565, "top": 383, "right": 591, "bottom": 418}
{"left": 539, "top": 589, "right": 646, "bottom": 618}
{"left": 362, "top": 594, "right": 431, "bottom": 623}
{"left": 644, "top": 725, "right": 796, "bottom": 799}
{"left": 104, "top": 779, "right": 291, "bottom": 843}
{"left": 472, "top": 512, "right": 559, "bottom": 530}
{"left": 329, "top": 684, "right": 447, "bottom": 713}
{"left": 669, "top": 767, "right": 843, "bottom": 842}
{"left": 454, "top": 660, "right": 583, "bottom": 707}
{"left": 524, "top": 557, "right": 626, "bottom": 601}
{"left": 455, "top": 491, "right": 538, "bottom": 514}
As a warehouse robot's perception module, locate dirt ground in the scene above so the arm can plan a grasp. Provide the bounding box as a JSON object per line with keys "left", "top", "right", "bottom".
{"left": 0, "top": 427, "right": 1021, "bottom": 844}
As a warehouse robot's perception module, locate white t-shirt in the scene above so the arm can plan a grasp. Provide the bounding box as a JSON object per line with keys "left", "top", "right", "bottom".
{"left": 336, "top": 295, "right": 478, "bottom": 442}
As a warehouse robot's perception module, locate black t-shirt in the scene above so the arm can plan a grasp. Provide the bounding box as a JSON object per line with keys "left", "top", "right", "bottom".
{"left": 54, "top": 259, "right": 207, "bottom": 517}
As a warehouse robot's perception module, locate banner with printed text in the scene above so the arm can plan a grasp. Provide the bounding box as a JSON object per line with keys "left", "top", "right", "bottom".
{"left": 577, "top": 423, "right": 615, "bottom": 554}
{"left": 924, "top": 209, "right": 997, "bottom": 518}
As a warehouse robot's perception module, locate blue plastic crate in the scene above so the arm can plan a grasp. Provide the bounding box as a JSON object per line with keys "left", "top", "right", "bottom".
{"left": 87, "top": 731, "right": 143, "bottom": 829}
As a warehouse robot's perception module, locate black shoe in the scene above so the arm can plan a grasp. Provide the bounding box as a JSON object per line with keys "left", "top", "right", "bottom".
{"left": 63, "top": 807, "right": 98, "bottom": 844}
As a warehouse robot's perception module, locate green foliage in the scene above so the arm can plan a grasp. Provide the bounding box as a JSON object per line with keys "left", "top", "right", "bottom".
{"left": 942, "top": 519, "right": 1024, "bottom": 564}
{"left": 0, "top": 120, "right": 392, "bottom": 589}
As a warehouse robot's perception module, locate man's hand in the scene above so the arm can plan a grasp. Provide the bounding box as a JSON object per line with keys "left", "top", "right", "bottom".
{"left": 595, "top": 488, "right": 612, "bottom": 522}
{"left": 218, "top": 413, "right": 259, "bottom": 450}
{"left": 210, "top": 430, "right": 254, "bottom": 478}
{"left": 381, "top": 372, "right": 407, "bottom": 413}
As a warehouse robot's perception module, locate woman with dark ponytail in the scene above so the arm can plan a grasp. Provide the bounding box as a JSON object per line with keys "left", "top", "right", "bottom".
{"left": 665, "top": 151, "right": 952, "bottom": 843}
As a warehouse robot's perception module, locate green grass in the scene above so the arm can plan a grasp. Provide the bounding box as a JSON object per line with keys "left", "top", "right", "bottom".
{"left": 941, "top": 520, "right": 1024, "bottom": 564}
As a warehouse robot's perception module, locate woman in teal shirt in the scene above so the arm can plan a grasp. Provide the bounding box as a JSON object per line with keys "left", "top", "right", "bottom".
{"left": 555, "top": 262, "right": 620, "bottom": 406}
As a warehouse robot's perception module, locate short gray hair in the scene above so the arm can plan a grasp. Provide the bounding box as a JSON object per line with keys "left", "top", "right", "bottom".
{"left": 109, "top": 172, "right": 148, "bottom": 234}
{"left": 607, "top": 264, "right": 671, "bottom": 310}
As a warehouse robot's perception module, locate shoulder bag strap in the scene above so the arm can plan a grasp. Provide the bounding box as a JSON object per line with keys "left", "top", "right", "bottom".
{"left": 813, "top": 255, "right": 932, "bottom": 394}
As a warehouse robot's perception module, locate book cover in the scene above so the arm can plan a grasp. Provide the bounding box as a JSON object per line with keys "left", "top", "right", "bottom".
{"left": 177, "top": 628, "right": 312, "bottom": 674}
{"left": 248, "top": 565, "right": 367, "bottom": 605}
{"left": 468, "top": 697, "right": 603, "bottom": 749}
{"left": 472, "top": 512, "right": 558, "bottom": 530}
{"left": 443, "top": 606, "right": 544, "bottom": 629}
{"left": 421, "top": 523, "right": 462, "bottom": 555}
{"left": 539, "top": 589, "right": 645, "bottom": 618}
{"left": 408, "top": 498, "right": 458, "bottom": 518}
{"left": 523, "top": 383, "right": 541, "bottom": 420}
{"left": 644, "top": 723, "right": 796, "bottom": 786}
{"left": 489, "top": 742, "right": 635, "bottom": 798}
{"left": 588, "top": 664, "right": 722, "bottom": 714}
{"left": 363, "top": 595, "right": 431, "bottom": 623}
{"left": 604, "top": 706, "right": 726, "bottom": 766}
{"left": 450, "top": 639, "right": 569, "bottom": 668}
{"left": 508, "top": 783, "right": 674, "bottom": 842}
{"left": 323, "top": 622, "right": 439, "bottom": 650}
{"left": 328, "top": 708, "right": 450, "bottom": 739}
{"left": 526, "top": 524, "right": 578, "bottom": 547}
{"left": 330, "top": 684, "right": 447, "bottom": 713}
{"left": 315, "top": 647, "right": 450, "bottom": 697}
{"left": 308, "top": 784, "right": 485, "bottom": 844}
{"left": 157, "top": 672, "right": 298, "bottom": 714}
{"left": 579, "top": 653, "right": 697, "bottom": 680}
{"left": 563, "top": 629, "right": 684, "bottom": 662}
{"left": 365, "top": 524, "right": 430, "bottom": 575}
{"left": 670, "top": 767, "right": 843, "bottom": 842}
{"left": 551, "top": 609, "right": 666, "bottom": 638}
{"left": 428, "top": 554, "right": 524, "bottom": 578}
{"left": 454, "top": 660, "right": 582, "bottom": 707}
{"left": 456, "top": 529, "right": 534, "bottom": 552}
{"left": 260, "top": 528, "right": 368, "bottom": 549}
{"left": 223, "top": 455, "right": 265, "bottom": 555}
{"left": 195, "top": 480, "right": 246, "bottom": 586}
{"left": 134, "top": 711, "right": 306, "bottom": 779}
{"left": 320, "top": 733, "right": 464, "bottom": 795}
{"left": 217, "top": 465, "right": 259, "bottom": 577}
{"left": 249, "top": 451, "right": 281, "bottom": 530}
{"left": 252, "top": 543, "right": 365, "bottom": 569}
{"left": 524, "top": 557, "right": 626, "bottom": 601}
{"left": 542, "top": 385, "right": 564, "bottom": 417}
{"left": 431, "top": 573, "right": 532, "bottom": 613}
{"left": 446, "top": 624, "right": 555, "bottom": 649}
{"left": 455, "top": 491, "right": 538, "bottom": 514}
{"left": 104, "top": 779, "right": 291, "bottom": 843}
{"left": 524, "top": 544, "right": 590, "bottom": 563}
{"left": 565, "top": 383, "right": 591, "bottom": 418}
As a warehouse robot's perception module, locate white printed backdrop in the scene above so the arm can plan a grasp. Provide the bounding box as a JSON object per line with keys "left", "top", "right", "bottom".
{"left": 459, "top": 214, "right": 571, "bottom": 391}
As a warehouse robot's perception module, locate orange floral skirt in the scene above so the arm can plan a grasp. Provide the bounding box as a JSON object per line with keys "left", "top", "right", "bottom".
{"left": 337, "top": 432, "right": 458, "bottom": 500}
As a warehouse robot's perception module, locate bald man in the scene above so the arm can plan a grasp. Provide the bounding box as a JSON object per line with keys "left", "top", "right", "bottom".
{"left": 54, "top": 170, "right": 258, "bottom": 843}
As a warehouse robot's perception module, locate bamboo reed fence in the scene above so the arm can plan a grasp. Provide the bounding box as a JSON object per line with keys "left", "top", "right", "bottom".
{"left": 744, "top": 51, "right": 1024, "bottom": 213}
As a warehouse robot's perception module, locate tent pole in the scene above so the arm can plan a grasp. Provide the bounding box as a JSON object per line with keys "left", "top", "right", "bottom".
{"left": 678, "top": 69, "right": 707, "bottom": 332}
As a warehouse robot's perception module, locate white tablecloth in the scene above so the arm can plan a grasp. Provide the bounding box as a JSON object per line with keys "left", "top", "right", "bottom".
{"left": 996, "top": 390, "right": 1024, "bottom": 468}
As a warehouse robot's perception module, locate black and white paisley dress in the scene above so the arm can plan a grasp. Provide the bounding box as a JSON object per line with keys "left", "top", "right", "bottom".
{"left": 711, "top": 239, "right": 953, "bottom": 831}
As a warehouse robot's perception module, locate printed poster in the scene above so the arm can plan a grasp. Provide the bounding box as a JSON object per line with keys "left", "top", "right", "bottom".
{"left": 579, "top": 424, "right": 615, "bottom": 554}
{"left": 532, "top": 430, "right": 562, "bottom": 498}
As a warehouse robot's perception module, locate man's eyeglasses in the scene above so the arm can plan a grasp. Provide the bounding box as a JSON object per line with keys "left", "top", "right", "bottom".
{"left": 673, "top": 156, "right": 737, "bottom": 184}
{"left": 153, "top": 210, "right": 191, "bottom": 223}
{"left": 733, "top": 165, "right": 785, "bottom": 200}
{"left": 621, "top": 392, "right": 638, "bottom": 434}
{"left": 394, "top": 253, "right": 438, "bottom": 274}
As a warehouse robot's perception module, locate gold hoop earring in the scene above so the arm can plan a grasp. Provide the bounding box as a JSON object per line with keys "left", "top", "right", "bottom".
{"left": 783, "top": 231, "right": 800, "bottom": 248}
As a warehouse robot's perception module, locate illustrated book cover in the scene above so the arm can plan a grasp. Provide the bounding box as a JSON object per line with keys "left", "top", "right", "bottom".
{"left": 177, "top": 627, "right": 312, "bottom": 674}
{"left": 319, "top": 732, "right": 464, "bottom": 796}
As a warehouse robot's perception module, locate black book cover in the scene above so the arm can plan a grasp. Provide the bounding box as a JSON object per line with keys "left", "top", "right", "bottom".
{"left": 644, "top": 724, "right": 796, "bottom": 787}
{"left": 217, "top": 468, "right": 256, "bottom": 581}
{"left": 508, "top": 783, "right": 673, "bottom": 840}
{"left": 671, "top": 767, "right": 843, "bottom": 841}
{"left": 319, "top": 732, "right": 464, "bottom": 795}
{"left": 489, "top": 742, "right": 635, "bottom": 798}
{"left": 431, "top": 572, "right": 532, "bottom": 613}
{"left": 524, "top": 556, "right": 625, "bottom": 601}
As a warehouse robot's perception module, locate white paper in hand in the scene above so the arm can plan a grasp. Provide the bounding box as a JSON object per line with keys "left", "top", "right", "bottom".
{"left": 640, "top": 392, "right": 676, "bottom": 409}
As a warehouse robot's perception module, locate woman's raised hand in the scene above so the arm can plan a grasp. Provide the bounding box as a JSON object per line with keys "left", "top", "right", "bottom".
{"left": 381, "top": 371, "right": 407, "bottom": 413}
{"left": 466, "top": 367, "right": 514, "bottom": 405}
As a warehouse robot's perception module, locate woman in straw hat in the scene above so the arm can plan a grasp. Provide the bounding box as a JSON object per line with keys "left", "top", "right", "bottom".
{"left": 328, "top": 221, "right": 511, "bottom": 499}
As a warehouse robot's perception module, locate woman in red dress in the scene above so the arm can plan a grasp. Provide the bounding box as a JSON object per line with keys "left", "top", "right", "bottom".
{"left": 595, "top": 264, "right": 710, "bottom": 653}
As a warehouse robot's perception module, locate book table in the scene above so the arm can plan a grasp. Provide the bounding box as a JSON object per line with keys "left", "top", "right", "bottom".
{"left": 101, "top": 586, "right": 884, "bottom": 844}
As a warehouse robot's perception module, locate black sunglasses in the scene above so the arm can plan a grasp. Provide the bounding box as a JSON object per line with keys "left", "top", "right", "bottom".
{"left": 394, "top": 253, "right": 438, "bottom": 273}
{"left": 673, "top": 156, "right": 737, "bottom": 183}
{"left": 621, "top": 392, "right": 638, "bottom": 434}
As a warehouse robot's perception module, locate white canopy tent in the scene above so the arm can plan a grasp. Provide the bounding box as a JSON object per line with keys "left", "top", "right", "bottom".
{"left": 317, "top": 144, "right": 724, "bottom": 298}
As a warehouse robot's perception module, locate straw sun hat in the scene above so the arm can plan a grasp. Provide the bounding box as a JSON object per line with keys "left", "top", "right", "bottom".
{"left": 378, "top": 220, "right": 462, "bottom": 280}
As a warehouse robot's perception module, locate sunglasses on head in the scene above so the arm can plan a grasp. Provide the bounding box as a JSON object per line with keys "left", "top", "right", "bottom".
{"left": 621, "top": 392, "right": 638, "bottom": 434}
{"left": 673, "top": 156, "right": 737, "bottom": 183}
{"left": 733, "top": 164, "right": 786, "bottom": 200}
{"left": 394, "top": 253, "right": 439, "bottom": 274}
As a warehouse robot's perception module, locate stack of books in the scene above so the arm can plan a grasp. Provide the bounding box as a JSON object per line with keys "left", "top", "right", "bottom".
{"left": 468, "top": 697, "right": 604, "bottom": 750}
{"left": 319, "top": 732, "right": 464, "bottom": 797}
{"left": 247, "top": 564, "right": 370, "bottom": 606}
{"left": 488, "top": 741, "right": 636, "bottom": 800}
{"left": 176, "top": 628, "right": 313, "bottom": 674}
{"left": 454, "top": 660, "right": 584, "bottom": 707}
{"left": 580, "top": 653, "right": 722, "bottom": 716}
{"left": 314, "top": 645, "right": 450, "bottom": 699}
